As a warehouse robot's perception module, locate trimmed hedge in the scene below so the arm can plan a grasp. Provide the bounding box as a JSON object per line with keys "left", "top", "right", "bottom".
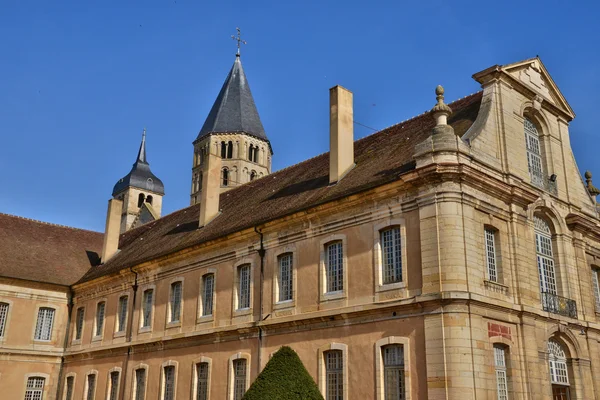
{"left": 242, "top": 346, "right": 323, "bottom": 400}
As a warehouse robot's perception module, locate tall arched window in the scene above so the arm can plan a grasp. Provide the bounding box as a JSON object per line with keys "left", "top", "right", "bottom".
{"left": 146, "top": 195, "right": 153, "bottom": 205}
{"left": 222, "top": 168, "right": 229, "bottom": 187}
{"left": 548, "top": 339, "right": 570, "bottom": 398}
{"left": 227, "top": 141, "right": 233, "bottom": 159}
{"left": 535, "top": 216, "right": 557, "bottom": 301}
{"left": 253, "top": 147, "right": 259, "bottom": 163}
{"left": 250, "top": 171, "right": 256, "bottom": 181}
{"left": 25, "top": 377, "right": 45, "bottom": 400}
{"left": 382, "top": 344, "right": 405, "bottom": 400}
{"left": 524, "top": 118, "right": 544, "bottom": 188}
{"left": 248, "top": 145, "right": 254, "bottom": 161}
{"left": 138, "top": 193, "right": 145, "bottom": 208}
{"left": 221, "top": 141, "right": 227, "bottom": 158}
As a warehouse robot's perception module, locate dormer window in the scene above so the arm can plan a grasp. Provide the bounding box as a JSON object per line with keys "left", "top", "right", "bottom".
{"left": 524, "top": 118, "right": 544, "bottom": 188}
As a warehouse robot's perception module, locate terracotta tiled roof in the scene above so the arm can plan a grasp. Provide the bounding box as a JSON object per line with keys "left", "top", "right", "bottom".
{"left": 0, "top": 213, "right": 104, "bottom": 286}
{"left": 79, "top": 92, "right": 483, "bottom": 284}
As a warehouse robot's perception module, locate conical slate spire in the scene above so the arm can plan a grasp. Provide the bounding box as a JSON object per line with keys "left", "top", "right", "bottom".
{"left": 196, "top": 56, "right": 268, "bottom": 142}
{"left": 112, "top": 129, "right": 165, "bottom": 196}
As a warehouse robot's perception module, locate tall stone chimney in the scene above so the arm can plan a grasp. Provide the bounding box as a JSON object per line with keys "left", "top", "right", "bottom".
{"left": 101, "top": 198, "right": 123, "bottom": 262}
{"left": 329, "top": 85, "right": 355, "bottom": 184}
{"left": 199, "top": 149, "right": 222, "bottom": 227}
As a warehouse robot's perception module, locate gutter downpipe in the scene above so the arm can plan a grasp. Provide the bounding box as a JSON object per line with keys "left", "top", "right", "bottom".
{"left": 119, "top": 266, "right": 139, "bottom": 400}
{"left": 254, "top": 226, "right": 266, "bottom": 375}
{"left": 55, "top": 286, "right": 74, "bottom": 400}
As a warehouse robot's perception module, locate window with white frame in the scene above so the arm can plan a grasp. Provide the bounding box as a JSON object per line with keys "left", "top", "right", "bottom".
{"left": 381, "top": 227, "right": 402, "bottom": 284}
{"left": 592, "top": 267, "right": 600, "bottom": 313}
{"left": 485, "top": 227, "right": 499, "bottom": 283}
{"left": 141, "top": 289, "right": 153, "bottom": 328}
{"left": 86, "top": 374, "right": 96, "bottom": 400}
{"left": 382, "top": 345, "right": 405, "bottom": 400}
{"left": 534, "top": 216, "right": 557, "bottom": 296}
{"left": 24, "top": 376, "right": 45, "bottom": 400}
{"left": 134, "top": 368, "right": 146, "bottom": 400}
{"left": 163, "top": 366, "right": 176, "bottom": 400}
{"left": 0, "top": 302, "right": 9, "bottom": 337}
{"left": 95, "top": 301, "right": 105, "bottom": 337}
{"left": 202, "top": 274, "right": 214, "bottom": 317}
{"left": 326, "top": 241, "right": 344, "bottom": 293}
{"left": 74, "top": 307, "right": 84, "bottom": 340}
{"left": 325, "top": 350, "right": 344, "bottom": 400}
{"left": 108, "top": 371, "right": 120, "bottom": 400}
{"left": 548, "top": 339, "right": 569, "bottom": 385}
{"left": 196, "top": 362, "right": 209, "bottom": 400}
{"left": 169, "top": 281, "right": 182, "bottom": 323}
{"left": 34, "top": 307, "right": 55, "bottom": 341}
{"left": 117, "top": 295, "right": 128, "bottom": 333}
{"left": 494, "top": 345, "right": 509, "bottom": 400}
{"left": 524, "top": 118, "right": 544, "bottom": 187}
{"left": 278, "top": 253, "right": 293, "bottom": 302}
{"left": 233, "top": 359, "right": 247, "bottom": 400}
{"left": 237, "top": 265, "right": 251, "bottom": 310}
{"left": 64, "top": 376, "right": 74, "bottom": 400}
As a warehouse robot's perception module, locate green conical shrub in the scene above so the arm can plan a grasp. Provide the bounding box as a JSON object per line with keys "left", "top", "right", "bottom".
{"left": 243, "top": 346, "right": 323, "bottom": 400}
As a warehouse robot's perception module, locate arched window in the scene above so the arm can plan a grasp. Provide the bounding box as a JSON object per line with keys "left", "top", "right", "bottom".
{"left": 535, "top": 216, "right": 557, "bottom": 298}
{"left": 227, "top": 141, "right": 233, "bottom": 159}
{"left": 25, "top": 377, "right": 45, "bottom": 400}
{"left": 250, "top": 171, "right": 256, "bottom": 181}
{"left": 494, "top": 344, "right": 509, "bottom": 400}
{"left": 382, "top": 344, "right": 405, "bottom": 400}
{"left": 146, "top": 178, "right": 154, "bottom": 191}
{"left": 221, "top": 141, "right": 227, "bottom": 158}
{"left": 524, "top": 118, "right": 544, "bottom": 188}
{"left": 248, "top": 145, "right": 254, "bottom": 161}
{"left": 253, "top": 147, "right": 259, "bottom": 163}
{"left": 146, "top": 195, "right": 153, "bottom": 205}
{"left": 325, "top": 350, "right": 344, "bottom": 400}
{"left": 548, "top": 339, "right": 570, "bottom": 398}
{"left": 138, "top": 193, "right": 145, "bottom": 208}
{"left": 222, "top": 168, "right": 229, "bottom": 187}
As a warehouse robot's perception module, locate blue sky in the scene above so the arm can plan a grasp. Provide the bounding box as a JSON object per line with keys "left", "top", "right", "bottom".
{"left": 1, "top": 0, "right": 599, "bottom": 232}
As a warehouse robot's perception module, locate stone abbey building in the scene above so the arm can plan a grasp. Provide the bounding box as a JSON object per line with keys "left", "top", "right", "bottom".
{"left": 1, "top": 53, "right": 600, "bottom": 400}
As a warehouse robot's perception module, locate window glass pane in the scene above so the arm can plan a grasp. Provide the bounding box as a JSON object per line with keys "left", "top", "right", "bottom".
{"left": 548, "top": 340, "right": 569, "bottom": 385}
{"left": 142, "top": 290, "right": 153, "bottom": 328}
{"left": 95, "top": 302, "right": 105, "bottom": 337}
{"left": 494, "top": 345, "right": 508, "bottom": 400}
{"left": 34, "top": 308, "right": 54, "bottom": 341}
{"left": 65, "top": 376, "right": 74, "bottom": 400}
{"left": 233, "top": 359, "right": 247, "bottom": 400}
{"left": 75, "top": 307, "right": 85, "bottom": 340}
{"left": 325, "top": 350, "right": 343, "bottom": 400}
{"left": 524, "top": 119, "right": 544, "bottom": 187}
{"left": 381, "top": 228, "right": 402, "bottom": 284}
{"left": 535, "top": 217, "right": 557, "bottom": 296}
{"left": 117, "top": 296, "right": 128, "bottom": 332}
{"left": 238, "top": 265, "right": 251, "bottom": 309}
{"left": 0, "top": 302, "right": 9, "bottom": 337}
{"left": 163, "top": 366, "right": 175, "bottom": 400}
{"left": 485, "top": 228, "right": 498, "bottom": 282}
{"left": 203, "top": 275, "right": 214, "bottom": 316}
{"left": 170, "top": 282, "right": 182, "bottom": 322}
{"left": 135, "top": 369, "right": 146, "bottom": 400}
{"left": 278, "top": 254, "right": 293, "bottom": 302}
{"left": 86, "top": 374, "right": 96, "bottom": 400}
{"left": 196, "top": 362, "right": 209, "bottom": 400}
{"left": 326, "top": 242, "right": 344, "bottom": 293}
{"left": 24, "top": 377, "right": 45, "bottom": 400}
{"left": 383, "top": 345, "right": 404, "bottom": 400}
{"left": 109, "top": 372, "right": 119, "bottom": 400}
{"left": 592, "top": 269, "right": 600, "bottom": 312}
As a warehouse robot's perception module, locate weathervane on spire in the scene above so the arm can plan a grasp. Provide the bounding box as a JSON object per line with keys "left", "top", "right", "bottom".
{"left": 231, "top": 27, "right": 247, "bottom": 56}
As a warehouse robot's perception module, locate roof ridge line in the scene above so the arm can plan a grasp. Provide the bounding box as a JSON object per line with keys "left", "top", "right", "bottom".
{"left": 0, "top": 212, "right": 103, "bottom": 234}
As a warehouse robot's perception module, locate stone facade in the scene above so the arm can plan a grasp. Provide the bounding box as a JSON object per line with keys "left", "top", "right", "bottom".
{"left": 1, "top": 57, "right": 600, "bottom": 400}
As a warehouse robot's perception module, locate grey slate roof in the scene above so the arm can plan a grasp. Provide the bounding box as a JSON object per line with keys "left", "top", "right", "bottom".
{"left": 112, "top": 132, "right": 165, "bottom": 196}
{"left": 196, "top": 55, "right": 269, "bottom": 143}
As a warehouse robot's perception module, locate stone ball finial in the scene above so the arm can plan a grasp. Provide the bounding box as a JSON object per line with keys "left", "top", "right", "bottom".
{"left": 436, "top": 85, "right": 444, "bottom": 96}
{"left": 432, "top": 84, "right": 452, "bottom": 126}
{"left": 585, "top": 170, "right": 592, "bottom": 180}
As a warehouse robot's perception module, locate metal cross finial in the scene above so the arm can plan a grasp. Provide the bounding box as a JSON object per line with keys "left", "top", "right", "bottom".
{"left": 231, "top": 27, "right": 247, "bottom": 56}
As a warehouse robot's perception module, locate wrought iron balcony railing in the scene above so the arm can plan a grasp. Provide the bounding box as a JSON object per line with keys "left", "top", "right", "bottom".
{"left": 541, "top": 291, "right": 577, "bottom": 319}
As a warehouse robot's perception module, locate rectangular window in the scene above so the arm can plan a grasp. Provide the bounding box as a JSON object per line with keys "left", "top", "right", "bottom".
{"left": 485, "top": 228, "right": 498, "bottom": 282}
{"left": 24, "top": 377, "right": 45, "bottom": 400}
{"left": 326, "top": 242, "right": 344, "bottom": 293}
{"left": 135, "top": 369, "right": 146, "bottom": 400}
{"left": 202, "top": 274, "right": 214, "bottom": 317}
{"left": 383, "top": 345, "right": 405, "bottom": 400}
{"left": 170, "top": 282, "right": 182, "bottom": 323}
{"left": 117, "top": 296, "right": 128, "bottom": 332}
{"left": 142, "top": 289, "right": 153, "bottom": 328}
{"left": 238, "top": 265, "right": 251, "bottom": 310}
{"left": 381, "top": 227, "right": 402, "bottom": 284}
{"left": 494, "top": 345, "right": 508, "bottom": 400}
{"left": 592, "top": 268, "right": 600, "bottom": 313}
{"left": 233, "top": 359, "right": 247, "bottom": 400}
{"left": 524, "top": 119, "right": 544, "bottom": 187}
{"left": 64, "top": 376, "right": 74, "bottom": 400}
{"left": 0, "top": 302, "right": 9, "bottom": 337}
{"left": 86, "top": 374, "right": 96, "bottom": 400}
{"left": 95, "top": 302, "right": 105, "bottom": 337}
{"left": 196, "top": 362, "right": 209, "bottom": 400}
{"left": 536, "top": 233, "right": 557, "bottom": 295}
{"left": 75, "top": 307, "right": 84, "bottom": 340}
{"left": 325, "top": 350, "right": 344, "bottom": 400}
{"left": 34, "top": 307, "right": 55, "bottom": 341}
{"left": 163, "top": 366, "right": 175, "bottom": 400}
{"left": 278, "top": 253, "right": 293, "bottom": 302}
{"left": 108, "top": 371, "right": 119, "bottom": 400}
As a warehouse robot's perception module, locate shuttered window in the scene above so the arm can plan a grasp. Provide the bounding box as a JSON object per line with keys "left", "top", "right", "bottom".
{"left": 34, "top": 308, "right": 54, "bottom": 341}
{"left": 24, "top": 377, "right": 45, "bottom": 400}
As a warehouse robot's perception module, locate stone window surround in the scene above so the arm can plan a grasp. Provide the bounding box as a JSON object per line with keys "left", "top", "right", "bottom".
{"left": 23, "top": 372, "right": 50, "bottom": 400}
{"left": 84, "top": 370, "right": 99, "bottom": 400}
{"left": 160, "top": 360, "right": 179, "bottom": 400}
{"left": 482, "top": 224, "right": 509, "bottom": 290}
{"left": 131, "top": 363, "right": 149, "bottom": 400}
{"left": 166, "top": 277, "right": 185, "bottom": 329}
{"left": 373, "top": 218, "right": 408, "bottom": 293}
{"left": 232, "top": 259, "right": 254, "bottom": 316}
{"left": 62, "top": 372, "right": 76, "bottom": 400}
{"left": 228, "top": 352, "right": 251, "bottom": 400}
{"left": 317, "top": 342, "right": 348, "bottom": 399}
{"left": 319, "top": 234, "right": 348, "bottom": 302}
{"left": 92, "top": 298, "right": 108, "bottom": 342}
{"left": 516, "top": 110, "right": 556, "bottom": 190}
{"left": 197, "top": 269, "right": 217, "bottom": 324}
{"left": 0, "top": 298, "right": 14, "bottom": 343}
{"left": 71, "top": 305, "right": 85, "bottom": 345}
{"left": 106, "top": 366, "right": 123, "bottom": 400}
{"left": 375, "top": 337, "right": 411, "bottom": 400}
{"left": 272, "top": 245, "right": 298, "bottom": 311}
{"left": 139, "top": 284, "right": 157, "bottom": 333}
{"left": 114, "top": 291, "right": 130, "bottom": 338}
{"left": 31, "top": 303, "right": 56, "bottom": 343}
{"left": 192, "top": 356, "right": 213, "bottom": 400}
